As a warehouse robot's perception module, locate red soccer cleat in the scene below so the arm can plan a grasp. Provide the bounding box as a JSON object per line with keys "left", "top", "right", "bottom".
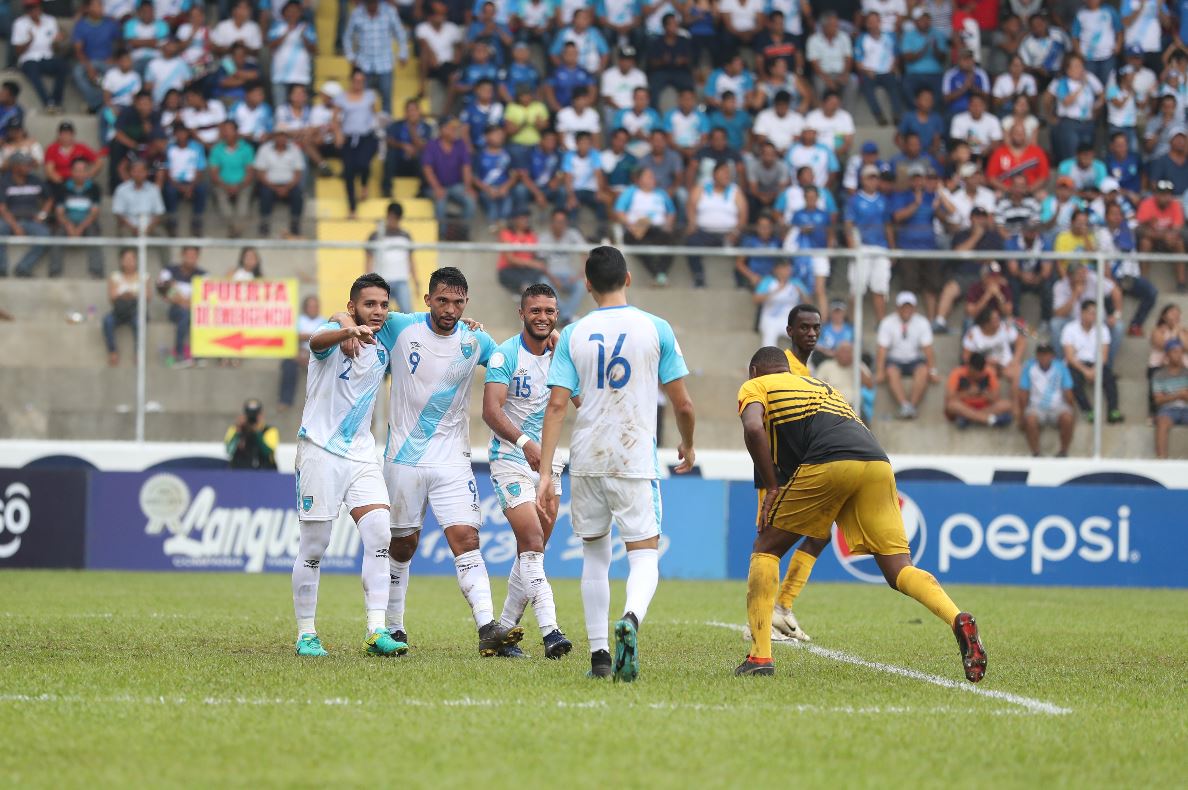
{"left": 953, "top": 612, "right": 988, "bottom": 683}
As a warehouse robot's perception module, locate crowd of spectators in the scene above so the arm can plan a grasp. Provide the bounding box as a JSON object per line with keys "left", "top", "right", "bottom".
{"left": 4, "top": 0, "right": 1188, "bottom": 453}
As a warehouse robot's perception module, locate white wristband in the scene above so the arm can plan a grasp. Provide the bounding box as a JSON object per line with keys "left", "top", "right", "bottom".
{"left": 515, "top": 434, "right": 530, "bottom": 449}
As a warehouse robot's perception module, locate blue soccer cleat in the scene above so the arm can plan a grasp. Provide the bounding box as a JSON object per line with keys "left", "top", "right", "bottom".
{"left": 296, "top": 633, "right": 328, "bottom": 657}
{"left": 366, "top": 628, "right": 409, "bottom": 656}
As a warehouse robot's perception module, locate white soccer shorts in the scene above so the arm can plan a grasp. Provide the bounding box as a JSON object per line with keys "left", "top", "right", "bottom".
{"left": 848, "top": 254, "right": 892, "bottom": 296}
{"left": 294, "top": 439, "right": 388, "bottom": 522}
{"left": 569, "top": 475, "right": 663, "bottom": 542}
{"left": 384, "top": 462, "right": 481, "bottom": 536}
{"left": 489, "top": 458, "right": 562, "bottom": 511}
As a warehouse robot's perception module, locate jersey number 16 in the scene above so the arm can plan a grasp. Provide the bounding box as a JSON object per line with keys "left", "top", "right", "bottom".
{"left": 590, "top": 332, "right": 631, "bottom": 390}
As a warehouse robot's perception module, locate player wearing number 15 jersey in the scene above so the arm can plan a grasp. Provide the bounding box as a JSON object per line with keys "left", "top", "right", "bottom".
{"left": 373, "top": 266, "right": 524, "bottom": 657}
{"left": 292, "top": 273, "right": 407, "bottom": 658}
{"left": 537, "top": 246, "right": 697, "bottom": 682}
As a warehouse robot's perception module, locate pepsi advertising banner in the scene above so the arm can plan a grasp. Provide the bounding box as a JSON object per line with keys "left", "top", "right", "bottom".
{"left": 85, "top": 468, "right": 729, "bottom": 579}
{"left": 0, "top": 469, "right": 88, "bottom": 569}
{"left": 726, "top": 481, "right": 1188, "bottom": 588}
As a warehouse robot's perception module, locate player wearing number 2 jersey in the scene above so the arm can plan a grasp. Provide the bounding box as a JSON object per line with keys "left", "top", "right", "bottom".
{"left": 537, "top": 246, "right": 697, "bottom": 682}
{"left": 335, "top": 266, "right": 524, "bottom": 657}
{"left": 292, "top": 273, "right": 406, "bottom": 658}
{"left": 482, "top": 283, "right": 574, "bottom": 660}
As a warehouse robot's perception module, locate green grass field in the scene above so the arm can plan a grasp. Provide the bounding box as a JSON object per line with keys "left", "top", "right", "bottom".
{"left": 1, "top": 571, "right": 1185, "bottom": 788}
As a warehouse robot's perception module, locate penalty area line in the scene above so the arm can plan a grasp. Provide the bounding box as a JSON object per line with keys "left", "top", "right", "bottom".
{"left": 706, "top": 621, "right": 1072, "bottom": 716}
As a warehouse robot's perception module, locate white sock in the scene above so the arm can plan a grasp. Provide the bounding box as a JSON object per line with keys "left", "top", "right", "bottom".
{"left": 581, "top": 533, "right": 613, "bottom": 653}
{"left": 356, "top": 509, "right": 391, "bottom": 633}
{"left": 499, "top": 556, "right": 528, "bottom": 630}
{"left": 519, "top": 551, "right": 558, "bottom": 635}
{"left": 292, "top": 520, "right": 332, "bottom": 638}
{"left": 386, "top": 556, "right": 411, "bottom": 633}
{"left": 454, "top": 549, "right": 495, "bottom": 627}
{"left": 624, "top": 548, "right": 659, "bottom": 626}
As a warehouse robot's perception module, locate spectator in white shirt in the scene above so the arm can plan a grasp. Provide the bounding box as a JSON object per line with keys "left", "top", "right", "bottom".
{"left": 254, "top": 126, "right": 305, "bottom": 237}
{"left": 752, "top": 91, "right": 804, "bottom": 154}
{"left": 1061, "top": 298, "right": 1123, "bottom": 422}
{"left": 949, "top": 94, "right": 1003, "bottom": 159}
{"left": 807, "top": 12, "right": 853, "bottom": 99}
{"left": 12, "top": 0, "right": 66, "bottom": 109}
{"left": 963, "top": 305, "right": 1027, "bottom": 385}
{"left": 211, "top": 0, "right": 263, "bottom": 57}
{"left": 415, "top": 1, "right": 463, "bottom": 89}
{"left": 876, "top": 291, "right": 940, "bottom": 419}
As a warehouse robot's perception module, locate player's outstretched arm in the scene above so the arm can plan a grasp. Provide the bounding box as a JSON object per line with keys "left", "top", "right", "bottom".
{"left": 741, "top": 402, "right": 779, "bottom": 531}
{"left": 535, "top": 385, "right": 572, "bottom": 523}
{"left": 662, "top": 377, "right": 696, "bottom": 474}
{"left": 309, "top": 324, "right": 375, "bottom": 353}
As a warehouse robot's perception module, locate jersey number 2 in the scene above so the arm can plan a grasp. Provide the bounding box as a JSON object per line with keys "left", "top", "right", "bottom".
{"left": 591, "top": 333, "right": 631, "bottom": 390}
{"left": 338, "top": 357, "right": 351, "bottom": 381}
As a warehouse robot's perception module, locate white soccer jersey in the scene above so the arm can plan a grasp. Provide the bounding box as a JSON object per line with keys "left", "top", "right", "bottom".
{"left": 382, "top": 312, "right": 497, "bottom": 468}
{"left": 547, "top": 305, "right": 688, "bottom": 479}
{"left": 298, "top": 322, "right": 389, "bottom": 463}
{"left": 485, "top": 334, "right": 552, "bottom": 468}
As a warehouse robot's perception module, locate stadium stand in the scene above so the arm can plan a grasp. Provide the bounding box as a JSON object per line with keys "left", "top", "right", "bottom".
{"left": 2, "top": 0, "right": 1187, "bottom": 459}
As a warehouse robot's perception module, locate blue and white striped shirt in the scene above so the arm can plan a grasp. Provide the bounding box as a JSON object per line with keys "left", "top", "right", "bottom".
{"left": 343, "top": 3, "right": 409, "bottom": 75}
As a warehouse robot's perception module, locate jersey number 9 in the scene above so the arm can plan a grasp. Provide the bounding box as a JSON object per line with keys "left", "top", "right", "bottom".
{"left": 409, "top": 351, "right": 421, "bottom": 374}
{"left": 591, "top": 332, "right": 631, "bottom": 390}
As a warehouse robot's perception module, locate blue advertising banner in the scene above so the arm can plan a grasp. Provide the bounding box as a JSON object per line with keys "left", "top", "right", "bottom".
{"left": 0, "top": 469, "right": 88, "bottom": 569}
{"left": 86, "top": 467, "right": 728, "bottom": 579}
{"left": 726, "top": 480, "right": 1188, "bottom": 588}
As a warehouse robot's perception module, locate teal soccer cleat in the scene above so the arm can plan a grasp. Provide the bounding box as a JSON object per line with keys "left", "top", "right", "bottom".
{"left": 612, "top": 615, "right": 640, "bottom": 683}
{"left": 366, "top": 628, "right": 409, "bottom": 656}
{"left": 296, "top": 633, "right": 328, "bottom": 657}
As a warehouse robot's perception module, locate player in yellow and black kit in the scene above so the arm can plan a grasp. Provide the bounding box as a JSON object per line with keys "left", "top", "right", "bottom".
{"left": 734, "top": 346, "right": 987, "bottom": 683}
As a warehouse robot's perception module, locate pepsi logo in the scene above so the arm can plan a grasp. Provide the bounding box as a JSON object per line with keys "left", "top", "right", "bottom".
{"left": 831, "top": 493, "right": 927, "bottom": 583}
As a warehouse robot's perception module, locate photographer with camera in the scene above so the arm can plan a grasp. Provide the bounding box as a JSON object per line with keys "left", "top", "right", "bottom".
{"left": 224, "top": 398, "right": 279, "bottom": 470}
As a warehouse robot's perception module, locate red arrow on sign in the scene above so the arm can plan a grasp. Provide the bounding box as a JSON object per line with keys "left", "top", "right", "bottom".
{"left": 212, "top": 333, "right": 285, "bottom": 351}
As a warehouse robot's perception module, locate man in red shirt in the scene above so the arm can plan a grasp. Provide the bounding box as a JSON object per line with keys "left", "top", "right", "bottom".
{"left": 43, "top": 121, "right": 101, "bottom": 184}
{"left": 985, "top": 122, "right": 1050, "bottom": 188}
{"left": 496, "top": 209, "right": 549, "bottom": 295}
{"left": 1136, "top": 180, "right": 1187, "bottom": 291}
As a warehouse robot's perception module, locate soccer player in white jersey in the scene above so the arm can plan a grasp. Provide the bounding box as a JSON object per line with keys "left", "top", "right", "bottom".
{"left": 537, "top": 246, "right": 697, "bottom": 681}
{"left": 482, "top": 283, "right": 574, "bottom": 660}
{"left": 291, "top": 273, "right": 407, "bottom": 658}
{"left": 338, "top": 266, "right": 524, "bottom": 656}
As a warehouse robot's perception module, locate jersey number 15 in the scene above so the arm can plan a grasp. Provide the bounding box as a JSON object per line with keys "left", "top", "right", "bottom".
{"left": 590, "top": 332, "right": 631, "bottom": 390}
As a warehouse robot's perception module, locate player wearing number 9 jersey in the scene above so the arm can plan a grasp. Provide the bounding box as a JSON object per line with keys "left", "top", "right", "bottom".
{"left": 337, "top": 266, "right": 525, "bottom": 657}
{"left": 537, "top": 246, "right": 697, "bottom": 682}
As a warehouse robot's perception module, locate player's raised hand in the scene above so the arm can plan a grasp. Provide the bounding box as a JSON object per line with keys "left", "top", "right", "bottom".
{"left": 341, "top": 337, "right": 363, "bottom": 358}
{"left": 461, "top": 317, "right": 484, "bottom": 331}
{"left": 536, "top": 484, "right": 558, "bottom": 525}
{"left": 348, "top": 325, "right": 376, "bottom": 344}
{"left": 757, "top": 487, "right": 779, "bottom": 533}
{"left": 673, "top": 443, "right": 696, "bottom": 474}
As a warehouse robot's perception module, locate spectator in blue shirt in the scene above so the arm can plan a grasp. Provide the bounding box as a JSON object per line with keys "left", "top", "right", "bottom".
{"left": 382, "top": 98, "right": 433, "bottom": 197}
{"left": 468, "top": 1, "right": 515, "bottom": 66}
{"left": 513, "top": 129, "right": 564, "bottom": 213}
{"left": 450, "top": 40, "right": 505, "bottom": 108}
{"left": 890, "top": 164, "right": 944, "bottom": 321}
{"left": 900, "top": 7, "right": 947, "bottom": 110}
{"left": 942, "top": 48, "right": 990, "bottom": 117}
{"left": 645, "top": 13, "right": 695, "bottom": 108}
{"left": 72, "top": 0, "right": 121, "bottom": 113}
{"left": 1147, "top": 130, "right": 1188, "bottom": 195}
{"left": 1105, "top": 130, "right": 1142, "bottom": 203}
{"left": 734, "top": 211, "right": 782, "bottom": 288}
{"left": 706, "top": 90, "right": 752, "bottom": 152}
{"left": 459, "top": 79, "right": 505, "bottom": 150}
{"left": 1004, "top": 222, "right": 1057, "bottom": 323}
{"left": 897, "top": 86, "right": 945, "bottom": 157}
{"left": 500, "top": 41, "right": 540, "bottom": 104}
{"left": 818, "top": 299, "right": 856, "bottom": 357}
{"left": 474, "top": 125, "right": 515, "bottom": 226}
{"left": 845, "top": 164, "right": 894, "bottom": 320}
{"left": 543, "top": 42, "right": 595, "bottom": 113}
{"left": 1018, "top": 343, "right": 1076, "bottom": 457}
{"left": 788, "top": 185, "right": 833, "bottom": 309}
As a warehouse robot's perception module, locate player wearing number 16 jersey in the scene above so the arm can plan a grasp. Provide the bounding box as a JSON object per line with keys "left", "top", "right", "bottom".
{"left": 292, "top": 273, "right": 407, "bottom": 658}
{"left": 370, "top": 266, "right": 524, "bottom": 657}
{"left": 537, "top": 246, "right": 697, "bottom": 682}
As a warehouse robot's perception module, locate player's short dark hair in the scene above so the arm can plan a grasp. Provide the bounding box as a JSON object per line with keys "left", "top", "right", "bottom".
{"left": 1, "top": 81, "right": 20, "bottom": 99}
{"left": 969, "top": 351, "right": 987, "bottom": 371}
{"left": 387, "top": 201, "right": 403, "bottom": 219}
{"left": 750, "top": 346, "right": 790, "bottom": 372}
{"left": 585, "top": 246, "right": 628, "bottom": 294}
{"left": 521, "top": 282, "right": 558, "bottom": 306}
{"left": 350, "top": 272, "right": 390, "bottom": 301}
{"left": 1080, "top": 298, "right": 1097, "bottom": 313}
{"left": 787, "top": 303, "right": 821, "bottom": 327}
{"left": 429, "top": 266, "right": 469, "bottom": 295}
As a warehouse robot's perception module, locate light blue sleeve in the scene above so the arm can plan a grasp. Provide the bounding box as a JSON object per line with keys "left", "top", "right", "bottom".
{"left": 549, "top": 31, "right": 566, "bottom": 58}
{"left": 755, "top": 275, "right": 776, "bottom": 296}
{"left": 593, "top": 30, "right": 609, "bottom": 55}
{"left": 705, "top": 70, "right": 721, "bottom": 97}
{"left": 773, "top": 190, "right": 787, "bottom": 212}
{"left": 697, "top": 110, "right": 710, "bottom": 133}
{"left": 484, "top": 337, "right": 518, "bottom": 384}
{"left": 827, "top": 147, "right": 839, "bottom": 173}
{"left": 546, "top": 323, "right": 580, "bottom": 393}
{"left": 477, "top": 330, "right": 498, "bottom": 366}
{"left": 1071, "top": 17, "right": 1082, "bottom": 40}
{"left": 613, "top": 186, "right": 633, "bottom": 213}
{"left": 854, "top": 34, "right": 865, "bottom": 62}
{"left": 660, "top": 191, "right": 675, "bottom": 214}
{"left": 1060, "top": 363, "right": 1074, "bottom": 390}
{"left": 195, "top": 143, "right": 207, "bottom": 170}
{"left": 311, "top": 321, "right": 341, "bottom": 360}
{"left": 561, "top": 150, "right": 575, "bottom": 174}
{"left": 376, "top": 310, "right": 419, "bottom": 350}
{"left": 1019, "top": 361, "right": 1032, "bottom": 391}
{"left": 651, "top": 314, "right": 689, "bottom": 384}
{"left": 612, "top": 108, "right": 627, "bottom": 130}
{"left": 662, "top": 108, "right": 675, "bottom": 132}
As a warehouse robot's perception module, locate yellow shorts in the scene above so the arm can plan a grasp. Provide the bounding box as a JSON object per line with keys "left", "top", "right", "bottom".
{"left": 767, "top": 460, "right": 909, "bottom": 556}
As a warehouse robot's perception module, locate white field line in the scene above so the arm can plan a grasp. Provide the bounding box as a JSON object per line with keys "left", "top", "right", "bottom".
{"left": 706, "top": 621, "right": 1072, "bottom": 716}
{"left": 0, "top": 693, "right": 1040, "bottom": 716}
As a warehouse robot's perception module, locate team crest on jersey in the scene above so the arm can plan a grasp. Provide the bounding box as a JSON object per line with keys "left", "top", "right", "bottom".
{"left": 377, "top": 348, "right": 387, "bottom": 365}
{"left": 302, "top": 496, "right": 314, "bottom": 512}
{"left": 506, "top": 483, "right": 521, "bottom": 498}
{"left": 461, "top": 338, "right": 476, "bottom": 359}
{"left": 515, "top": 368, "right": 527, "bottom": 376}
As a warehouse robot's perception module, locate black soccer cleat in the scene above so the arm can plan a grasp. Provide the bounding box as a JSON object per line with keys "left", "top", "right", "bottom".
{"left": 497, "top": 643, "right": 529, "bottom": 658}
{"left": 953, "top": 612, "right": 987, "bottom": 683}
{"left": 478, "top": 621, "right": 524, "bottom": 657}
{"left": 543, "top": 629, "right": 573, "bottom": 660}
{"left": 587, "top": 649, "right": 613, "bottom": 678}
{"left": 388, "top": 628, "right": 410, "bottom": 652}
{"left": 734, "top": 656, "right": 775, "bottom": 677}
